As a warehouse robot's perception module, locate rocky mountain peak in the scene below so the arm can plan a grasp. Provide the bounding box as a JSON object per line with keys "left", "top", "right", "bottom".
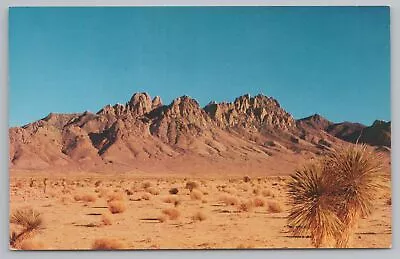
{"left": 128, "top": 92, "right": 153, "bottom": 116}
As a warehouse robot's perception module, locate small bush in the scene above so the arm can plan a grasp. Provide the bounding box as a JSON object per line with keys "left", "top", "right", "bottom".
{"left": 108, "top": 201, "right": 126, "bottom": 214}
{"left": 107, "top": 192, "right": 124, "bottom": 202}
{"left": 141, "top": 181, "right": 152, "bottom": 189}
{"left": 253, "top": 197, "right": 265, "bottom": 207}
{"left": 238, "top": 200, "right": 254, "bottom": 212}
{"left": 243, "top": 175, "right": 251, "bottom": 183}
{"left": 162, "top": 208, "right": 180, "bottom": 220}
{"left": 267, "top": 201, "right": 283, "bottom": 213}
{"left": 91, "top": 238, "right": 126, "bottom": 250}
{"left": 169, "top": 188, "right": 179, "bottom": 195}
{"left": 185, "top": 181, "right": 199, "bottom": 192}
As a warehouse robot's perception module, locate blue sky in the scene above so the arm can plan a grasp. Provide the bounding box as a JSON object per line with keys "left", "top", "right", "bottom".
{"left": 9, "top": 7, "right": 390, "bottom": 127}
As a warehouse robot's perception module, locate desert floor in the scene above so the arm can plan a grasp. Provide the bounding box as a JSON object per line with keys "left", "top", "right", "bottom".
{"left": 9, "top": 173, "right": 392, "bottom": 250}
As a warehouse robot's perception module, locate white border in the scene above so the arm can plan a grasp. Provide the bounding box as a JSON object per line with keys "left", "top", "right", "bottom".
{"left": 1, "top": 1, "right": 398, "bottom": 258}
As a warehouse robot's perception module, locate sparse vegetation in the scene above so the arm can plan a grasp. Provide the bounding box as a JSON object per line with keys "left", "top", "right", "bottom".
{"left": 91, "top": 238, "right": 127, "bottom": 250}
{"left": 108, "top": 201, "right": 126, "bottom": 214}
{"left": 169, "top": 187, "right": 179, "bottom": 195}
{"left": 185, "top": 181, "right": 199, "bottom": 192}
{"left": 9, "top": 207, "right": 43, "bottom": 249}
{"left": 162, "top": 208, "right": 180, "bottom": 220}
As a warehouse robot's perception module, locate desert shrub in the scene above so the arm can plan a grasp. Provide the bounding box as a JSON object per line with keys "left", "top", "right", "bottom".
{"left": 253, "top": 188, "right": 260, "bottom": 195}
{"left": 141, "top": 181, "right": 152, "bottom": 189}
{"left": 94, "top": 180, "right": 102, "bottom": 187}
{"left": 169, "top": 187, "right": 179, "bottom": 195}
{"left": 386, "top": 197, "right": 392, "bottom": 206}
{"left": 287, "top": 144, "right": 385, "bottom": 248}
{"left": 192, "top": 211, "right": 207, "bottom": 221}
{"left": 162, "top": 208, "right": 180, "bottom": 220}
{"left": 125, "top": 189, "right": 134, "bottom": 196}
{"left": 238, "top": 200, "right": 254, "bottom": 212}
{"left": 253, "top": 197, "right": 265, "bottom": 207}
{"left": 108, "top": 201, "right": 126, "bottom": 214}
{"left": 74, "top": 193, "right": 96, "bottom": 203}
{"left": 190, "top": 189, "right": 203, "bottom": 200}
{"left": 185, "top": 181, "right": 199, "bottom": 192}
{"left": 267, "top": 201, "right": 283, "bottom": 213}
{"left": 91, "top": 238, "right": 126, "bottom": 250}
{"left": 107, "top": 192, "right": 124, "bottom": 202}
{"left": 9, "top": 208, "right": 43, "bottom": 249}
{"left": 243, "top": 175, "right": 251, "bottom": 183}
{"left": 325, "top": 144, "right": 385, "bottom": 248}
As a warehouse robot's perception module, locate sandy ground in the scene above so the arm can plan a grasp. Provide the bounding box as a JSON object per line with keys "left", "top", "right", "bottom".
{"left": 9, "top": 173, "right": 392, "bottom": 250}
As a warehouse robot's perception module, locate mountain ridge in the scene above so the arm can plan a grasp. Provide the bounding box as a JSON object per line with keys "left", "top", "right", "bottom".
{"left": 9, "top": 92, "right": 391, "bottom": 175}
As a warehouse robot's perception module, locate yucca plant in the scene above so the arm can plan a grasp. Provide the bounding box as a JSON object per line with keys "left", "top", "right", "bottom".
{"left": 287, "top": 162, "right": 343, "bottom": 247}
{"left": 324, "top": 144, "right": 385, "bottom": 247}
{"left": 287, "top": 144, "right": 386, "bottom": 248}
{"left": 9, "top": 207, "right": 43, "bottom": 249}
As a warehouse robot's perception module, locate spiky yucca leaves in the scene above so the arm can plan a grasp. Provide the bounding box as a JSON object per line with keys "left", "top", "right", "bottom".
{"left": 9, "top": 208, "right": 43, "bottom": 249}
{"left": 287, "top": 163, "right": 343, "bottom": 248}
{"left": 325, "top": 144, "right": 385, "bottom": 247}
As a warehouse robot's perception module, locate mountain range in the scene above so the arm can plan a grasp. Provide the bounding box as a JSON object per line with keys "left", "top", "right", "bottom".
{"left": 9, "top": 93, "right": 391, "bottom": 175}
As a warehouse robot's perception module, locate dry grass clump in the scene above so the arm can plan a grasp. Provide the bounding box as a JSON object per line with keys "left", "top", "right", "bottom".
{"left": 192, "top": 211, "right": 207, "bottom": 221}
{"left": 107, "top": 192, "right": 124, "bottom": 202}
{"left": 238, "top": 200, "right": 254, "bottom": 212}
{"left": 91, "top": 238, "right": 127, "bottom": 250}
{"left": 185, "top": 181, "right": 199, "bottom": 191}
{"left": 74, "top": 193, "right": 96, "bottom": 203}
{"left": 287, "top": 144, "right": 385, "bottom": 248}
{"left": 243, "top": 175, "right": 251, "bottom": 183}
{"left": 169, "top": 187, "right": 179, "bottom": 195}
{"left": 94, "top": 180, "right": 102, "bottom": 187}
{"left": 101, "top": 212, "right": 113, "bottom": 226}
{"left": 141, "top": 181, "right": 152, "bottom": 189}
{"left": 107, "top": 201, "right": 126, "bottom": 214}
{"left": 162, "top": 208, "right": 180, "bottom": 220}
{"left": 9, "top": 207, "right": 43, "bottom": 249}
{"left": 253, "top": 197, "right": 265, "bottom": 207}
{"left": 190, "top": 189, "right": 203, "bottom": 200}
{"left": 219, "top": 195, "right": 239, "bottom": 206}
{"left": 19, "top": 240, "right": 45, "bottom": 250}
{"left": 267, "top": 200, "right": 283, "bottom": 213}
